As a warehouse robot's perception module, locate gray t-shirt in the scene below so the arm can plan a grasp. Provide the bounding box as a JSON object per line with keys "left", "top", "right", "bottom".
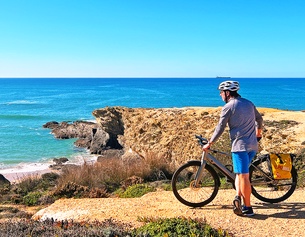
{"left": 210, "top": 97, "right": 263, "bottom": 152}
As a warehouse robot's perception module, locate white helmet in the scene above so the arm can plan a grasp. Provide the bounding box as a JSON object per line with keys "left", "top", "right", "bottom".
{"left": 218, "top": 81, "right": 240, "bottom": 91}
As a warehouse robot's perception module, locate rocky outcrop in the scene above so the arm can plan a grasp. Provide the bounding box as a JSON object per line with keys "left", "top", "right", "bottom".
{"left": 92, "top": 107, "right": 220, "bottom": 164}
{"left": 43, "top": 121, "right": 108, "bottom": 154}
{"left": 94, "top": 107, "right": 305, "bottom": 163}
{"left": 44, "top": 107, "right": 305, "bottom": 165}
{"left": 43, "top": 121, "right": 97, "bottom": 139}
{"left": 0, "top": 174, "right": 10, "bottom": 186}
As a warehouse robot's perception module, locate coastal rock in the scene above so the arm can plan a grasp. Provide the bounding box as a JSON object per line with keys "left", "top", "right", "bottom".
{"left": 96, "top": 149, "right": 125, "bottom": 161}
{"left": 49, "top": 157, "right": 70, "bottom": 170}
{"left": 45, "top": 107, "right": 305, "bottom": 165}
{"left": 43, "top": 120, "right": 116, "bottom": 154}
{"left": 53, "top": 157, "right": 69, "bottom": 165}
{"left": 92, "top": 107, "right": 224, "bottom": 164}
{"left": 74, "top": 138, "right": 91, "bottom": 148}
{"left": 89, "top": 127, "right": 110, "bottom": 154}
{"left": 92, "top": 107, "right": 124, "bottom": 149}
{"left": 42, "top": 121, "right": 59, "bottom": 129}
{"left": 92, "top": 107, "right": 305, "bottom": 164}
{"left": 0, "top": 174, "right": 10, "bottom": 186}
{"left": 46, "top": 121, "right": 97, "bottom": 139}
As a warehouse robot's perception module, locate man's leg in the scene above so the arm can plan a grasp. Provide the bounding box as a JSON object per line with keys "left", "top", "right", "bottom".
{"left": 238, "top": 173, "right": 251, "bottom": 207}
{"left": 235, "top": 174, "right": 241, "bottom": 197}
{"left": 232, "top": 151, "right": 255, "bottom": 216}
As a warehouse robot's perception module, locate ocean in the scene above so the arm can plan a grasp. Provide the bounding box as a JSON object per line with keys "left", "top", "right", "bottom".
{"left": 0, "top": 78, "right": 304, "bottom": 174}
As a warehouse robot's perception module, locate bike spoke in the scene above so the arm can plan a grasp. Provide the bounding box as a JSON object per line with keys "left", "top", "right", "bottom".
{"left": 172, "top": 161, "right": 219, "bottom": 207}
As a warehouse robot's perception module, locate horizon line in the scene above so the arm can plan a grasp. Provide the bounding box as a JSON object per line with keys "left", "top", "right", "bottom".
{"left": 1, "top": 77, "right": 305, "bottom": 79}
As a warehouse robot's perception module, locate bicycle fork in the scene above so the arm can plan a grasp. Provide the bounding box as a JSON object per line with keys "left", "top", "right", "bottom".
{"left": 193, "top": 151, "right": 208, "bottom": 187}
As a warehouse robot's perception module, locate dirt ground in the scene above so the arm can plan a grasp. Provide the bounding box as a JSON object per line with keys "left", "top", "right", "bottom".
{"left": 33, "top": 188, "right": 305, "bottom": 237}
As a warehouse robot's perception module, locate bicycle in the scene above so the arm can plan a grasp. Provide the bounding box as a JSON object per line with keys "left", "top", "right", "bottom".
{"left": 171, "top": 135, "right": 298, "bottom": 207}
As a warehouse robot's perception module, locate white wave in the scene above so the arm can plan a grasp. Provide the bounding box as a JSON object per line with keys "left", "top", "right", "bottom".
{"left": 0, "top": 153, "right": 98, "bottom": 174}
{"left": 0, "top": 162, "right": 51, "bottom": 174}
{"left": 5, "top": 100, "right": 39, "bottom": 105}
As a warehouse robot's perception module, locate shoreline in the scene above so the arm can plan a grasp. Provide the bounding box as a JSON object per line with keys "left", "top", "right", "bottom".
{"left": 2, "top": 168, "right": 55, "bottom": 183}
{"left": 1, "top": 154, "right": 98, "bottom": 183}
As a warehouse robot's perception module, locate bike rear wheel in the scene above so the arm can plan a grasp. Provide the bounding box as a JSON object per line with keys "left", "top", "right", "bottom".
{"left": 171, "top": 160, "right": 220, "bottom": 207}
{"left": 250, "top": 155, "right": 297, "bottom": 203}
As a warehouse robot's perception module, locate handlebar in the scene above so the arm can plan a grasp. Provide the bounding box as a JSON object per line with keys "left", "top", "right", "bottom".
{"left": 195, "top": 135, "right": 208, "bottom": 146}
{"left": 195, "top": 135, "right": 230, "bottom": 156}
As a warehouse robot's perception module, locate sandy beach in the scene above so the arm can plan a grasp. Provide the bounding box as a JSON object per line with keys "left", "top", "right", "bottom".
{"left": 1, "top": 166, "right": 53, "bottom": 183}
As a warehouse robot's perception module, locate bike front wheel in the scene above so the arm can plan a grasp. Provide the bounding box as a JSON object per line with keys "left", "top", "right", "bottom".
{"left": 171, "top": 160, "right": 220, "bottom": 207}
{"left": 250, "top": 156, "right": 297, "bottom": 203}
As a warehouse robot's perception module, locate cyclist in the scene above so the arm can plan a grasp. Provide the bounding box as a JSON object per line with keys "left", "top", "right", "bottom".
{"left": 203, "top": 80, "right": 263, "bottom": 216}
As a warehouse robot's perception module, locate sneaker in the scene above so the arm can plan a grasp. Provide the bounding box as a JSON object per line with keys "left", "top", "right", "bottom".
{"left": 242, "top": 206, "right": 255, "bottom": 216}
{"left": 233, "top": 196, "right": 243, "bottom": 216}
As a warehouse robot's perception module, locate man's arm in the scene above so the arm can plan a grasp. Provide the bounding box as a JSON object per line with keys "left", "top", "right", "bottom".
{"left": 254, "top": 107, "right": 263, "bottom": 139}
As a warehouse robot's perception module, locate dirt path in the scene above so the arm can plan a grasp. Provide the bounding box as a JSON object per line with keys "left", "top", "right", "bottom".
{"left": 33, "top": 188, "right": 305, "bottom": 237}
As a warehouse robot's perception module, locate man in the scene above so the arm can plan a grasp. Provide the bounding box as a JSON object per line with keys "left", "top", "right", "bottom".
{"left": 203, "top": 81, "right": 263, "bottom": 216}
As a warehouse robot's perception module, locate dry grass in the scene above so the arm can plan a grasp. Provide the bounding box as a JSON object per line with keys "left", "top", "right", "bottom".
{"left": 55, "top": 151, "right": 175, "bottom": 195}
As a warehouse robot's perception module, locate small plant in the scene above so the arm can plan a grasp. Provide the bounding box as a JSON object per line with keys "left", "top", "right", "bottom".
{"left": 133, "top": 217, "right": 231, "bottom": 237}
{"left": 14, "top": 174, "right": 42, "bottom": 196}
{"left": 219, "top": 177, "right": 233, "bottom": 189}
{"left": 23, "top": 191, "right": 42, "bottom": 206}
{"left": 53, "top": 181, "right": 89, "bottom": 198}
{"left": 117, "top": 184, "right": 156, "bottom": 198}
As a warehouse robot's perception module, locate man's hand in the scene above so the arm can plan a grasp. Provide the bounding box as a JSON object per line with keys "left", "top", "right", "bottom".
{"left": 202, "top": 142, "right": 212, "bottom": 151}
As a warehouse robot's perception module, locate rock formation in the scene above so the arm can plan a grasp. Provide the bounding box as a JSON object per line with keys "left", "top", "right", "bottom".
{"left": 0, "top": 174, "right": 10, "bottom": 186}
{"left": 44, "top": 107, "right": 305, "bottom": 166}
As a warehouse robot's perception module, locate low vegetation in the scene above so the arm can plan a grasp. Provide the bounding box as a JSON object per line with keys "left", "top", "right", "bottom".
{"left": 1, "top": 137, "right": 304, "bottom": 236}
{"left": 0, "top": 217, "right": 232, "bottom": 237}
{"left": 134, "top": 217, "right": 230, "bottom": 237}
{"left": 0, "top": 150, "right": 234, "bottom": 236}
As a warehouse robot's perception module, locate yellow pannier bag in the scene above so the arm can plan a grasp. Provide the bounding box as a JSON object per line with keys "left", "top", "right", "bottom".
{"left": 269, "top": 154, "right": 293, "bottom": 179}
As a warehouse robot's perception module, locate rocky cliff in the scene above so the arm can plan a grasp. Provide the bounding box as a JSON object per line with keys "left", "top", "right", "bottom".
{"left": 93, "top": 107, "right": 221, "bottom": 164}
{"left": 94, "top": 107, "right": 305, "bottom": 163}
{"left": 45, "top": 107, "right": 305, "bottom": 165}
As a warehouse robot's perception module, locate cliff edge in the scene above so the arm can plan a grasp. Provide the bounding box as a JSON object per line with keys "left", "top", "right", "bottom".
{"left": 91, "top": 107, "right": 305, "bottom": 164}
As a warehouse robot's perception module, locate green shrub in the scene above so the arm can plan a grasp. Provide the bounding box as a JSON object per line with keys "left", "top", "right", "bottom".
{"left": 118, "top": 184, "right": 156, "bottom": 198}
{"left": 39, "top": 172, "right": 60, "bottom": 189}
{"left": 53, "top": 181, "right": 89, "bottom": 198}
{"left": 133, "top": 217, "right": 231, "bottom": 237}
{"left": 160, "top": 182, "right": 172, "bottom": 191}
{"left": 14, "top": 175, "right": 42, "bottom": 196}
{"left": 23, "top": 191, "right": 42, "bottom": 206}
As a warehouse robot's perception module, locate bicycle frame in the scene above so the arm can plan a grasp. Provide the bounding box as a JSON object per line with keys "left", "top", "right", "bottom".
{"left": 249, "top": 157, "right": 275, "bottom": 185}
{"left": 196, "top": 150, "right": 286, "bottom": 188}
{"left": 194, "top": 150, "right": 236, "bottom": 186}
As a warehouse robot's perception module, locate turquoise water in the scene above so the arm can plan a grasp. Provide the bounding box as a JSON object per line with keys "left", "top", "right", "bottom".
{"left": 0, "top": 78, "right": 304, "bottom": 171}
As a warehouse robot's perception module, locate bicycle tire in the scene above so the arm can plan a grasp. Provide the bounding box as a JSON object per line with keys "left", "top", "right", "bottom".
{"left": 250, "top": 155, "right": 297, "bottom": 203}
{"left": 171, "top": 160, "right": 220, "bottom": 207}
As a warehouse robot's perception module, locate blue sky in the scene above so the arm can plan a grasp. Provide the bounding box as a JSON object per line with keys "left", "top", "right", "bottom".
{"left": 0, "top": 0, "right": 304, "bottom": 78}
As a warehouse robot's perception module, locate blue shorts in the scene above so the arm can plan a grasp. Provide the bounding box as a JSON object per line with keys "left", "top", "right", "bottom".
{"left": 232, "top": 151, "right": 256, "bottom": 174}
